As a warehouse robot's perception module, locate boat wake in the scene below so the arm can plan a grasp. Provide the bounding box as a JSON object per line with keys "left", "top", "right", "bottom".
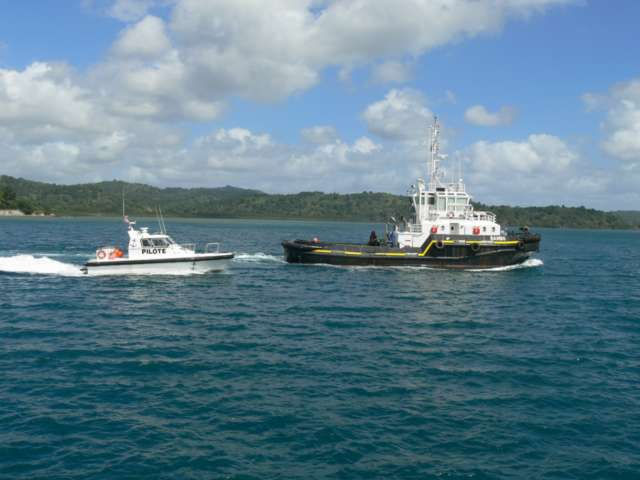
{"left": 469, "top": 258, "right": 544, "bottom": 272}
{"left": 233, "top": 253, "right": 285, "bottom": 264}
{"left": 0, "top": 255, "right": 84, "bottom": 277}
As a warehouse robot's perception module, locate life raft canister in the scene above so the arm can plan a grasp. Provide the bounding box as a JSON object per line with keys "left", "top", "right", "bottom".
{"left": 472, "top": 226, "right": 481, "bottom": 235}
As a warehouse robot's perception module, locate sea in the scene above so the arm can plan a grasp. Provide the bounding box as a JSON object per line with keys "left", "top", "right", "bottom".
{"left": 0, "top": 217, "right": 638, "bottom": 479}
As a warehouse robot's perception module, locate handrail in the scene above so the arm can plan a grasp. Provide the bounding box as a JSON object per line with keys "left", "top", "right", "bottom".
{"left": 180, "top": 243, "right": 196, "bottom": 252}
{"left": 205, "top": 242, "right": 220, "bottom": 253}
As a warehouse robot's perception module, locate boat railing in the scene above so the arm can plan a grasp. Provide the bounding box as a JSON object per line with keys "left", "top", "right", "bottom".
{"left": 472, "top": 211, "right": 497, "bottom": 222}
{"left": 205, "top": 242, "right": 220, "bottom": 253}
{"left": 181, "top": 243, "right": 196, "bottom": 253}
{"left": 398, "top": 223, "right": 422, "bottom": 233}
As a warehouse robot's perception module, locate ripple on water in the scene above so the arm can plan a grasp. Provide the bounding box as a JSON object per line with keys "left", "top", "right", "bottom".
{"left": 1, "top": 222, "right": 639, "bottom": 479}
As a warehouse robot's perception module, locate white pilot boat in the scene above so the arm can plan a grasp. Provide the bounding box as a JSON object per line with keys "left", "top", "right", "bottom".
{"left": 82, "top": 215, "right": 233, "bottom": 275}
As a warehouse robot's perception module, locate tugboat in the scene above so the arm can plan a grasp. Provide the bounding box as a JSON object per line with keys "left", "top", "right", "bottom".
{"left": 282, "top": 117, "right": 540, "bottom": 269}
{"left": 82, "top": 214, "right": 233, "bottom": 275}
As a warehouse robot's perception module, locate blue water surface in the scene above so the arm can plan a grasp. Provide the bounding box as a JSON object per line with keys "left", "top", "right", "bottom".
{"left": 0, "top": 217, "right": 639, "bottom": 479}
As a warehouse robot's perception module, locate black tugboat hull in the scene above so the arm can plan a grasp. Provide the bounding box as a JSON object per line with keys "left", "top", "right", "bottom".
{"left": 282, "top": 235, "right": 540, "bottom": 270}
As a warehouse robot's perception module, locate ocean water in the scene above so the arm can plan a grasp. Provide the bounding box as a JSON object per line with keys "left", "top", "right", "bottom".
{"left": 0, "top": 217, "right": 638, "bottom": 479}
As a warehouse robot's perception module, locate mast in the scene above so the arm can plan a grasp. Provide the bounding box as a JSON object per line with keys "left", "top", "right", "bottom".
{"left": 428, "top": 116, "right": 442, "bottom": 190}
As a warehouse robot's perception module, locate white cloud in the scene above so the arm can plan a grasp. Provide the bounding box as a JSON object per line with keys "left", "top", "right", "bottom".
{"left": 58, "top": 0, "right": 580, "bottom": 123}
{"left": 89, "top": 131, "right": 132, "bottom": 162}
{"left": 2, "top": 0, "right": 598, "bottom": 203}
{"left": 371, "top": 61, "right": 413, "bottom": 84}
{"left": 156, "top": 0, "right": 574, "bottom": 102}
{"left": 585, "top": 79, "right": 640, "bottom": 164}
{"left": 467, "top": 134, "right": 576, "bottom": 174}
{"left": 353, "top": 136, "right": 381, "bottom": 155}
{"left": 363, "top": 89, "right": 433, "bottom": 140}
{"left": 107, "top": 0, "right": 165, "bottom": 22}
{"left": 0, "top": 63, "right": 95, "bottom": 133}
{"left": 112, "top": 15, "right": 171, "bottom": 58}
{"left": 301, "top": 126, "right": 339, "bottom": 144}
{"left": 464, "top": 105, "right": 516, "bottom": 127}
{"left": 460, "top": 134, "right": 592, "bottom": 205}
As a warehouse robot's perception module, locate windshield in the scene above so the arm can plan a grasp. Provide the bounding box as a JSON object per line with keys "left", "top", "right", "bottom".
{"left": 151, "top": 238, "right": 171, "bottom": 247}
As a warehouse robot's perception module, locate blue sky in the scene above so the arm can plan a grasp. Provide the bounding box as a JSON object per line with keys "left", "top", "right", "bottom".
{"left": 0, "top": 0, "right": 639, "bottom": 209}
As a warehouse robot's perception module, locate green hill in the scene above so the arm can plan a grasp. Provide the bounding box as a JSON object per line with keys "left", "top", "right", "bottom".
{"left": 474, "top": 203, "right": 634, "bottom": 230}
{"left": 613, "top": 210, "right": 640, "bottom": 229}
{"left": 0, "top": 175, "right": 636, "bottom": 229}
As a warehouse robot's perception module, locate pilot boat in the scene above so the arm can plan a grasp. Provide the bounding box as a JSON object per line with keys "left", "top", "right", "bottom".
{"left": 82, "top": 215, "right": 233, "bottom": 275}
{"left": 282, "top": 117, "right": 540, "bottom": 269}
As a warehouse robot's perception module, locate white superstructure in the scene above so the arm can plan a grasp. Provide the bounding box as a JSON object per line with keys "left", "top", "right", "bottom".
{"left": 396, "top": 118, "right": 503, "bottom": 249}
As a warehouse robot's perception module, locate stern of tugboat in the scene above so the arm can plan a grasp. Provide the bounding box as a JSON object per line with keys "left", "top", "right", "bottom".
{"left": 282, "top": 239, "right": 325, "bottom": 263}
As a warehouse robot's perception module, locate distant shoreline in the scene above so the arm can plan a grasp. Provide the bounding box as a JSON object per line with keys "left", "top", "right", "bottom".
{"left": 0, "top": 213, "right": 638, "bottom": 231}
{"left": 1, "top": 175, "right": 638, "bottom": 229}
{"left": 0, "top": 209, "right": 54, "bottom": 217}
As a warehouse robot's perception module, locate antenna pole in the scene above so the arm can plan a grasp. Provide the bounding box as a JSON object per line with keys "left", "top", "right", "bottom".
{"left": 159, "top": 206, "right": 167, "bottom": 234}
{"left": 428, "top": 116, "right": 441, "bottom": 190}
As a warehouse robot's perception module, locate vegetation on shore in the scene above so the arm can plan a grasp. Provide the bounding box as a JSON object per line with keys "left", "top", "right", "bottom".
{"left": 0, "top": 175, "right": 637, "bottom": 229}
{"left": 0, "top": 183, "right": 40, "bottom": 214}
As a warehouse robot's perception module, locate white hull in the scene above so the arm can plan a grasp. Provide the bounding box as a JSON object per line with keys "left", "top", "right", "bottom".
{"left": 84, "top": 256, "right": 231, "bottom": 276}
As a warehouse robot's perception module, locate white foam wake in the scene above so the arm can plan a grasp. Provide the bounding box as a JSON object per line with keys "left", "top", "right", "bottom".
{"left": 0, "top": 255, "right": 84, "bottom": 277}
{"left": 470, "top": 258, "right": 544, "bottom": 272}
{"left": 233, "top": 252, "right": 285, "bottom": 264}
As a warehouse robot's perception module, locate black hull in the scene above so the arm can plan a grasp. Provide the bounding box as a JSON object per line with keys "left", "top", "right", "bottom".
{"left": 282, "top": 235, "right": 540, "bottom": 270}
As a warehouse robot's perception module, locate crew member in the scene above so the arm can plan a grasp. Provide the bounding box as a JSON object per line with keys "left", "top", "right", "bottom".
{"left": 368, "top": 230, "right": 379, "bottom": 246}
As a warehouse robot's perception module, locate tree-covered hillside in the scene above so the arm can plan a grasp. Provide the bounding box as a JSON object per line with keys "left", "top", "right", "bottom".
{"left": 0, "top": 175, "right": 636, "bottom": 229}
{"left": 613, "top": 211, "right": 640, "bottom": 229}
{"left": 474, "top": 203, "right": 632, "bottom": 230}
{"left": 0, "top": 183, "right": 38, "bottom": 214}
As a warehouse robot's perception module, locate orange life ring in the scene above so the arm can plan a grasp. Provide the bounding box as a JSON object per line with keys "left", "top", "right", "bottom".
{"left": 97, "top": 249, "right": 106, "bottom": 260}
{"left": 430, "top": 226, "right": 438, "bottom": 234}
{"left": 472, "top": 226, "right": 480, "bottom": 235}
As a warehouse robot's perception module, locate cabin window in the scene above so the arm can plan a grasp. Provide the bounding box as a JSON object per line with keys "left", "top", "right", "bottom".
{"left": 483, "top": 227, "right": 487, "bottom": 232}
{"left": 428, "top": 195, "right": 435, "bottom": 205}
{"left": 152, "top": 239, "right": 170, "bottom": 247}
{"left": 142, "top": 239, "right": 152, "bottom": 247}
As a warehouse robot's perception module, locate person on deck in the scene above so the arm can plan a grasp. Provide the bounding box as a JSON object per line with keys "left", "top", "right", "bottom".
{"left": 391, "top": 226, "right": 399, "bottom": 248}
{"left": 368, "top": 230, "right": 379, "bottom": 246}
